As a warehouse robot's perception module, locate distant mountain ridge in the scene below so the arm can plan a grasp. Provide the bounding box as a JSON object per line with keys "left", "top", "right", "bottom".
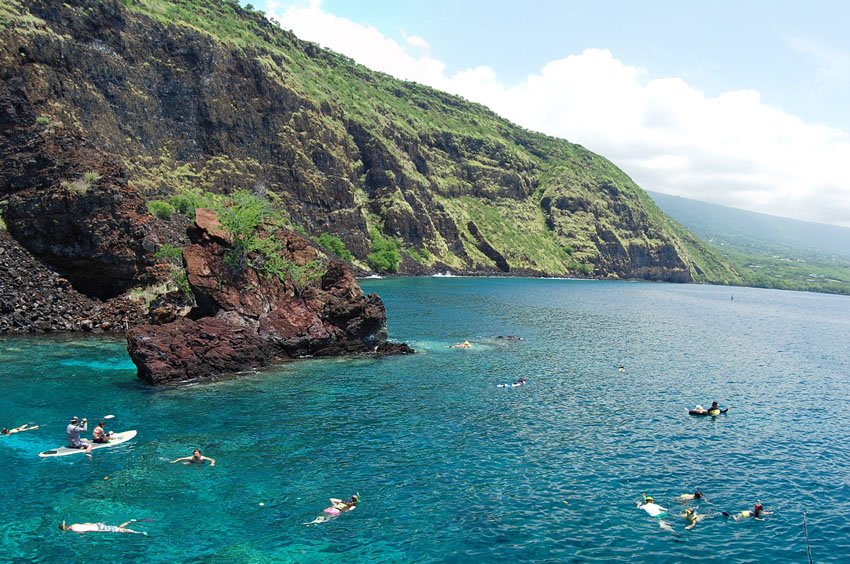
{"left": 647, "top": 191, "right": 850, "bottom": 260}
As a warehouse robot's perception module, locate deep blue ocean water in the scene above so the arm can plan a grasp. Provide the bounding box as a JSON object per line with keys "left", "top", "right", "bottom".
{"left": 1, "top": 278, "right": 849, "bottom": 562}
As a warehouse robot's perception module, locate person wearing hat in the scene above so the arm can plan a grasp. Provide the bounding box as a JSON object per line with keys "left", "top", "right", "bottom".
{"left": 636, "top": 494, "right": 672, "bottom": 530}
{"left": 66, "top": 416, "right": 92, "bottom": 454}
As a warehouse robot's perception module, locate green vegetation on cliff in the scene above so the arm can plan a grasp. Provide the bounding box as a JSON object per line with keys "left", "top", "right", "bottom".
{"left": 2, "top": 0, "right": 741, "bottom": 284}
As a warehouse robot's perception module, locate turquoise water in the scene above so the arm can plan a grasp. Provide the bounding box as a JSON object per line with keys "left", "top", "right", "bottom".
{"left": 1, "top": 278, "right": 849, "bottom": 562}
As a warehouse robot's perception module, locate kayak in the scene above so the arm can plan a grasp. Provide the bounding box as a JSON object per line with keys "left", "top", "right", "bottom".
{"left": 39, "top": 430, "right": 137, "bottom": 458}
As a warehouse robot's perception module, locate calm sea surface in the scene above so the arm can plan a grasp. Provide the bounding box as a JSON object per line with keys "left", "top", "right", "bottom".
{"left": 1, "top": 278, "right": 849, "bottom": 562}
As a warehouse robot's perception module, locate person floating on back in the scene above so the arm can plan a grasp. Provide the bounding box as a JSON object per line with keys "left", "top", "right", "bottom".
{"left": 171, "top": 449, "right": 216, "bottom": 466}
{"left": 60, "top": 519, "right": 148, "bottom": 535}
{"left": 66, "top": 417, "right": 92, "bottom": 455}
{"left": 1, "top": 423, "right": 39, "bottom": 436}
{"left": 450, "top": 340, "right": 472, "bottom": 349}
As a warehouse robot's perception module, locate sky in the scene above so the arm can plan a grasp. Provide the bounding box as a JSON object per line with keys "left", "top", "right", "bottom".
{"left": 246, "top": 0, "right": 850, "bottom": 227}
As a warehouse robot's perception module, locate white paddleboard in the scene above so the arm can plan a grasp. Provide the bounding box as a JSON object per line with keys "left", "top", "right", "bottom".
{"left": 39, "top": 430, "right": 137, "bottom": 458}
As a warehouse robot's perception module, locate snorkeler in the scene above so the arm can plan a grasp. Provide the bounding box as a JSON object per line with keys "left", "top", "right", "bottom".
{"left": 724, "top": 502, "right": 772, "bottom": 521}
{"left": 450, "top": 340, "right": 472, "bottom": 349}
{"left": 683, "top": 507, "right": 703, "bottom": 530}
{"left": 60, "top": 519, "right": 148, "bottom": 535}
{"left": 305, "top": 494, "right": 360, "bottom": 524}
{"left": 1, "top": 423, "right": 39, "bottom": 435}
{"left": 171, "top": 449, "right": 216, "bottom": 466}
{"left": 636, "top": 495, "right": 672, "bottom": 530}
{"left": 677, "top": 489, "right": 707, "bottom": 503}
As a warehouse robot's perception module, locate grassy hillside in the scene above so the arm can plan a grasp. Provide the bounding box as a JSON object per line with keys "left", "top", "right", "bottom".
{"left": 1, "top": 0, "right": 740, "bottom": 285}
{"left": 650, "top": 191, "right": 850, "bottom": 294}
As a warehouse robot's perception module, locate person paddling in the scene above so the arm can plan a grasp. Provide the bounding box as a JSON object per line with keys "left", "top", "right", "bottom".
{"left": 66, "top": 417, "right": 92, "bottom": 455}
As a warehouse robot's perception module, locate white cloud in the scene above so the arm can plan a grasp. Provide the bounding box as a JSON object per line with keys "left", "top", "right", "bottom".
{"left": 268, "top": 2, "right": 850, "bottom": 228}
{"left": 403, "top": 32, "right": 430, "bottom": 50}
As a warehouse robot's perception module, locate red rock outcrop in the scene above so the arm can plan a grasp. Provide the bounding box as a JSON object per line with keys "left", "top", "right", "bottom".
{"left": 127, "top": 210, "right": 411, "bottom": 384}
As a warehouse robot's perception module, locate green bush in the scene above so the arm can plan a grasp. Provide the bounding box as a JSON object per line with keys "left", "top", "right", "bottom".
{"left": 168, "top": 191, "right": 205, "bottom": 216}
{"left": 153, "top": 243, "right": 183, "bottom": 264}
{"left": 153, "top": 244, "right": 192, "bottom": 298}
{"left": 147, "top": 200, "right": 176, "bottom": 219}
{"left": 317, "top": 233, "right": 354, "bottom": 261}
{"left": 83, "top": 171, "right": 101, "bottom": 184}
{"left": 35, "top": 115, "right": 50, "bottom": 125}
{"left": 367, "top": 227, "right": 401, "bottom": 273}
{"left": 577, "top": 263, "right": 594, "bottom": 275}
{"left": 408, "top": 246, "right": 431, "bottom": 263}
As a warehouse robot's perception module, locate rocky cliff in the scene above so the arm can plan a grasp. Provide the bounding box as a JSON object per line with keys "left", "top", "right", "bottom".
{"left": 127, "top": 210, "right": 411, "bottom": 384}
{"left": 0, "top": 0, "right": 741, "bottom": 298}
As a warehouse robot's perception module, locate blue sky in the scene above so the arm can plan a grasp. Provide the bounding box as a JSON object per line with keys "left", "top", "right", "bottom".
{"left": 247, "top": 1, "right": 850, "bottom": 226}
{"left": 313, "top": 0, "right": 850, "bottom": 129}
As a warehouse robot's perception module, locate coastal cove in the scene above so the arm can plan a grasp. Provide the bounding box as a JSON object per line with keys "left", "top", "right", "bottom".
{"left": 1, "top": 278, "right": 849, "bottom": 561}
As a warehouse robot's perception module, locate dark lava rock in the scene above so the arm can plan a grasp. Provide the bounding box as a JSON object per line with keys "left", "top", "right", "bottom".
{"left": 127, "top": 210, "right": 411, "bottom": 384}
{"left": 0, "top": 230, "right": 150, "bottom": 334}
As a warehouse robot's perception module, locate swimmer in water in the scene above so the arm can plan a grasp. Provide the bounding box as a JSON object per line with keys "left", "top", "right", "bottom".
{"left": 683, "top": 507, "right": 703, "bottom": 530}
{"left": 677, "top": 489, "right": 707, "bottom": 503}
{"left": 636, "top": 495, "right": 672, "bottom": 530}
{"left": 60, "top": 519, "right": 148, "bottom": 535}
{"left": 306, "top": 494, "right": 360, "bottom": 524}
{"left": 708, "top": 401, "right": 729, "bottom": 415}
{"left": 1, "top": 423, "right": 39, "bottom": 435}
{"left": 171, "top": 449, "right": 216, "bottom": 466}
{"left": 724, "top": 502, "right": 772, "bottom": 521}
{"left": 450, "top": 340, "right": 472, "bottom": 349}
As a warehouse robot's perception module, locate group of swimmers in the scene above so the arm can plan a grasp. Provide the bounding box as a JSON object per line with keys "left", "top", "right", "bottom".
{"left": 637, "top": 491, "right": 772, "bottom": 531}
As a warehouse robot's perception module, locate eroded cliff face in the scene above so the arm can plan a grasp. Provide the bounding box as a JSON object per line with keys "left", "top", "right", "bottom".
{"left": 0, "top": 0, "right": 740, "bottom": 290}
{"left": 127, "top": 211, "right": 411, "bottom": 384}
